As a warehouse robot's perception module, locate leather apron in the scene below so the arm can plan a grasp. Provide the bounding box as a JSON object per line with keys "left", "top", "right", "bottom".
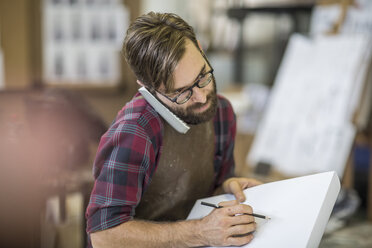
{"left": 135, "top": 120, "right": 215, "bottom": 221}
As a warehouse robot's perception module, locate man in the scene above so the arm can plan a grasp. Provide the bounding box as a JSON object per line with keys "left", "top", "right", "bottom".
{"left": 86, "top": 12, "right": 261, "bottom": 247}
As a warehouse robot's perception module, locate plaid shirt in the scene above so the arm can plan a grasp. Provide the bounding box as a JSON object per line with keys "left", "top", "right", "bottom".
{"left": 86, "top": 92, "right": 236, "bottom": 234}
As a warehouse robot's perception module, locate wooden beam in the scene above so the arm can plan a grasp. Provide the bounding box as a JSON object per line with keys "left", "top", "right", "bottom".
{"left": 0, "top": 0, "right": 41, "bottom": 89}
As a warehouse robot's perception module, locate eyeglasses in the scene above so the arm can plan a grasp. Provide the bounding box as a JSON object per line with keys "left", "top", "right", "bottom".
{"left": 157, "top": 68, "right": 214, "bottom": 105}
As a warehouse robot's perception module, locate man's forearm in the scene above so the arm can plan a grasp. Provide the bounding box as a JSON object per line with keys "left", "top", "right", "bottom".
{"left": 90, "top": 219, "right": 205, "bottom": 248}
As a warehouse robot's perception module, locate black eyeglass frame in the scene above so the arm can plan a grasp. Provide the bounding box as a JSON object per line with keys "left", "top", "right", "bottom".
{"left": 155, "top": 52, "right": 215, "bottom": 105}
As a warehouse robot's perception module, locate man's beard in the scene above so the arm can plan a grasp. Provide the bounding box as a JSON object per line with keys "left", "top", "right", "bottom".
{"left": 170, "top": 81, "right": 218, "bottom": 125}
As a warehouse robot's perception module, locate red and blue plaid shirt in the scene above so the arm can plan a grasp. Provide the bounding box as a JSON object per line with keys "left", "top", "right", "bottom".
{"left": 86, "top": 93, "right": 236, "bottom": 233}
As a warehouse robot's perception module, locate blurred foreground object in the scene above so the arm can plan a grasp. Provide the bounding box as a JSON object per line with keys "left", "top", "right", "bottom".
{"left": 25, "top": 88, "right": 106, "bottom": 174}
{"left": 0, "top": 88, "right": 106, "bottom": 247}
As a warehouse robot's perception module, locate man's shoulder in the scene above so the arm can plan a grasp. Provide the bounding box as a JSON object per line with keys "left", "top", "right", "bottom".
{"left": 216, "top": 94, "right": 233, "bottom": 110}
{"left": 216, "top": 94, "right": 235, "bottom": 118}
{"left": 111, "top": 92, "right": 163, "bottom": 135}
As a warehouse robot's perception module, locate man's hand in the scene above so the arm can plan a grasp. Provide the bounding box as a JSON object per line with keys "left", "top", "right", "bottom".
{"left": 222, "top": 177, "right": 262, "bottom": 202}
{"left": 91, "top": 200, "right": 257, "bottom": 248}
{"left": 197, "top": 200, "right": 256, "bottom": 247}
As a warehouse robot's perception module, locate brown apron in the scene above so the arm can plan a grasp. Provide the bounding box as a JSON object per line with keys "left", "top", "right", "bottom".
{"left": 135, "top": 120, "right": 215, "bottom": 221}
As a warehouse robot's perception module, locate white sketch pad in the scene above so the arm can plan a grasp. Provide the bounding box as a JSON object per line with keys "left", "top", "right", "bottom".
{"left": 187, "top": 171, "right": 340, "bottom": 248}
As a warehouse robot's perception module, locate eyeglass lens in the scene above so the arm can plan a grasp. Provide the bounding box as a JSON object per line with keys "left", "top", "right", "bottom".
{"left": 176, "top": 72, "right": 213, "bottom": 104}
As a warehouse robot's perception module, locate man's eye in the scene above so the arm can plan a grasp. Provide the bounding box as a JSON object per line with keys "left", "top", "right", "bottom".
{"left": 199, "top": 72, "right": 206, "bottom": 79}
{"left": 168, "top": 91, "right": 181, "bottom": 97}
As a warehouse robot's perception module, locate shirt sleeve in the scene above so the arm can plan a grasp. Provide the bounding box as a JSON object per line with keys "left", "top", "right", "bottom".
{"left": 86, "top": 119, "right": 161, "bottom": 233}
{"left": 213, "top": 96, "right": 237, "bottom": 188}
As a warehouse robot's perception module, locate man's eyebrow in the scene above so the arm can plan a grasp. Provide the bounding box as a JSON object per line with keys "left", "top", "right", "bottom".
{"left": 172, "top": 64, "right": 206, "bottom": 93}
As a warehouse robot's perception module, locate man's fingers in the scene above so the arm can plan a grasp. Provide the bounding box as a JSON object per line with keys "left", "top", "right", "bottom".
{"left": 238, "top": 178, "right": 262, "bottom": 188}
{"left": 232, "top": 213, "right": 255, "bottom": 225}
{"left": 218, "top": 200, "right": 238, "bottom": 207}
{"left": 228, "top": 222, "right": 256, "bottom": 237}
{"left": 221, "top": 204, "right": 253, "bottom": 217}
{"left": 229, "top": 180, "right": 246, "bottom": 202}
{"left": 226, "top": 234, "right": 254, "bottom": 246}
{"left": 201, "top": 202, "right": 256, "bottom": 247}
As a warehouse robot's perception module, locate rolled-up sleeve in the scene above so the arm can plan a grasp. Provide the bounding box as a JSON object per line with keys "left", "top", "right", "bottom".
{"left": 86, "top": 117, "right": 161, "bottom": 233}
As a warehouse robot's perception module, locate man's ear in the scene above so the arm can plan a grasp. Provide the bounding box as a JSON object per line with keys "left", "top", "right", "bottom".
{"left": 197, "top": 40, "right": 203, "bottom": 52}
{"left": 136, "top": 80, "right": 144, "bottom": 87}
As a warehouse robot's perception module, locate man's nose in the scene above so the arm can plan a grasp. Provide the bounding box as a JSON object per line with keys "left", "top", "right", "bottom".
{"left": 191, "top": 87, "right": 207, "bottom": 103}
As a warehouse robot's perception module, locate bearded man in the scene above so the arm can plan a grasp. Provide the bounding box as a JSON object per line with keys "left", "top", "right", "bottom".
{"left": 86, "top": 12, "right": 260, "bottom": 248}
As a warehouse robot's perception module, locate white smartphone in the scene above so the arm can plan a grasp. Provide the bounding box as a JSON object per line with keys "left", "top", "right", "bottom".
{"left": 138, "top": 87, "right": 190, "bottom": 134}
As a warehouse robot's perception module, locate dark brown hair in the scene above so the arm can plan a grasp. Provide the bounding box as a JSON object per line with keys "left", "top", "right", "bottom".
{"left": 123, "top": 12, "right": 199, "bottom": 93}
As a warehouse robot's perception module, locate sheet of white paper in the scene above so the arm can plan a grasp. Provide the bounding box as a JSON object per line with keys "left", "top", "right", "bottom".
{"left": 248, "top": 34, "right": 371, "bottom": 177}
{"left": 346, "top": 36, "right": 372, "bottom": 123}
{"left": 310, "top": 5, "right": 342, "bottom": 35}
{"left": 187, "top": 171, "right": 340, "bottom": 248}
{"left": 342, "top": 7, "right": 372, "bottom": 34}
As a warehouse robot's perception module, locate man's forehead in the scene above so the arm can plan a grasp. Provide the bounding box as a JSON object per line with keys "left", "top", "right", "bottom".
{"left": 170, "top": 41, "right": 206, "bottom": 91}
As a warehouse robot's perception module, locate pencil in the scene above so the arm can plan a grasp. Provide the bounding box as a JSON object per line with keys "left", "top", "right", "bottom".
{"left": 200, "top": 201, "right": 271, "bottom": 220}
